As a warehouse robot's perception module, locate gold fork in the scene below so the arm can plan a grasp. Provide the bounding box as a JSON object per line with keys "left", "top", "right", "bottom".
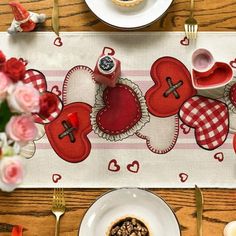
{"left": 184, "top": 0, "right": 198, "bottom": 40}
{"left": 52, "top": 188, "right": 66, "bottom": 236}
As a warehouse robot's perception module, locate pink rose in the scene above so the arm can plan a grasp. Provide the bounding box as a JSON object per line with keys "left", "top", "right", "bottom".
{"left": 7, "top": 82, "right": 40, "bottom": 113}
{"left": 6, "top": 115, "right": 38, "bottom": 143}
{"left": 0, "top": 72, "right": 12, "bottom": 100}
{"left": 0, "top": 156, "right": 24, "bottom": 192}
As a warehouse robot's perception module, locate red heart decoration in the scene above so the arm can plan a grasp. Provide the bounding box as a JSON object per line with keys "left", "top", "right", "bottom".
{"left": 180, "top": 36, "right": 189, "bottom": 46}
{"left": 23, "top": 69, "right": 47, "bottom": 93}
{"left": 230, "top": 59, "right": 236, "bottom": 69}
{"left": 19, "top": 57, "right": 28, "bottom": 66}
{"left": 180, "top": 123, "right": 191, "bottom": 134}
{"left": 145, "top": 57, "right": 196, "bottom": 117}
{"left": 179, "top": 173, "right": 188, "bottom": 182}
{"left": 33, "top": 91, "right": 63, "bottom": 124}
{"left": 54, "top": 37, "right": 63, "bottom": 47}
{"left": 96, "top": 84, "right": 142, "bottom": 135}
{"left": 52, "top": 174, "right": 62, "bottom": 183}
{"left": 45, "top": 102, "right": 92, "bottom": 163}
{"left": 108, "top": 159, "right": 121, "bottom": 172}
{"left": 127, "top": 160, "right": 140, "bottom": 173}
{"left": 51, "top": 85, "right": 62, "bottom": 97}
{"left": 214, "top": 152, "right": 224, "bottom": 162}
{"left": 179, "top": 96, "right": 229, "bottom": 150}
{"left": 192, "top": 62, "right": 233, "bottom": 89}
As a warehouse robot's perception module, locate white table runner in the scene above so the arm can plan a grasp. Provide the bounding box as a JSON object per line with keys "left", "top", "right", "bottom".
{"left": 1, "top": 32, "right": 236, "bottom": 188}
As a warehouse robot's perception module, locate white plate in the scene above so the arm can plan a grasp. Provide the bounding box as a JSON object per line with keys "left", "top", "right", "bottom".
{"left": 85, "top": 0, "right": 173, "bottom": 29}
{"left": 78, "top": 188, "right": 181, "bottom": 236}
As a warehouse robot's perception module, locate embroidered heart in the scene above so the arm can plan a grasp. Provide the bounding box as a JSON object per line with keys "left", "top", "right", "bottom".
{"left": 45, "top": 102, "right": 92, "bottom": 163}
{"left": 19, "top": 57, "right": 28, "bottom": 66}
{"left": 145, "top": 57, "right": 196, "bottom": 117}
{"left": 230, "top": 59, "right": 236, "bottom": 69}
{"left": 179, "top": 173, "right": 188, "bottom": 182}
{"left": 180, "top": 123, "right": 191, "bottom": 134}
{"left": 54, "top": 37, "right": 63, "bottom": 47}
{"left": 179, "top": 96, "right": 229, "bottom": 150}
{"left": 192, "top": 62, "right": 233, "bottom": 89}
{"left": 180, "top": 36, "right": 189, "bottom": 46}
{"left": 214, "top": 152, "right": 224, "bottom": 162}
{"left": 136, "top": 114, "right": 179, "bottom": 154}
{"left": 108, "top": 159, "right": 120, "bottom": 172}
{"left": 127, "top": 160, "right": 140, "bottom": 173}
{"left": 52, "top": 174, "right": 62, "bottom": 183}
{"left": 23, "top": 69, "right": 47, "bottom": 93}
{"left": 33, "top": 91, "right": 63, "bottom": 124}
{"left": 51, "top": 85, "right": 62, "bottom": 97}
{"left": 92, "top": 78, "right": 149, "bottom": 141}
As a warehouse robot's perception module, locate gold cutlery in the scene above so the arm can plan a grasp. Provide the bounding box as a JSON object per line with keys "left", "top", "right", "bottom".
{"left": 51, "top": 188, "right": 66, "bottom": 236}
{"left": 195, "top": 185, "right": 204, "bottom": 236}
{"left": 52, "top": 0, "right": 60, "bottom": 36}
{"left": 184, "top": 0, "right": 198, "bottom": 40}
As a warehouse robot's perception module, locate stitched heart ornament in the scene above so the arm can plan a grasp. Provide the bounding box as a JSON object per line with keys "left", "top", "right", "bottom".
{"left": 146, "top": 57, "right": 196, "bottom": 117}
{"left": 179, "top": 96, "right": 229, "bottom": 150}
{"left": 91, "top": 78, "right": 150, "bottom": 141}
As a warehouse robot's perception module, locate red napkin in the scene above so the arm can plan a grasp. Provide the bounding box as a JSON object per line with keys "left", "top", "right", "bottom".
{"left": 11, "top": 225, "right": 23, "bottom": 236}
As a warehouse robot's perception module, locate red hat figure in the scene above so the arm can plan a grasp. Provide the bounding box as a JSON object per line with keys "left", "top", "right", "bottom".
{"left": 8, "top": 1, "right": 46, "bottom": 34}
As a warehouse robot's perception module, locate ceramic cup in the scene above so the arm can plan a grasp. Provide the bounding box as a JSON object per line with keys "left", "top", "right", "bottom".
{"left": 192, "top": 48, "right": 214, "bottom": 73}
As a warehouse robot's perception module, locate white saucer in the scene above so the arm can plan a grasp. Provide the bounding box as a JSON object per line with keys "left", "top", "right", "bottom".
{"left": 85, "top": 0, "right": 173, "bottom": 29}
{"left": 78, "top": 188, "right": 181, "bottom": 236}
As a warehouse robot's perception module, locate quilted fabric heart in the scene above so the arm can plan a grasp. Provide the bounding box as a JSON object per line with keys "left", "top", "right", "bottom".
{"left": 179, "top": 96, "right": 229, "bottom": 150}
{"left": 145, "top": 57, "right": 196, "bottom": 117}
{"left": 91, "top": 78, "right": 150, "bottom": 141}
{"left": 136, "top": 114, "right": 179, "bottom": 154}
{"left": 45, "top": 102, "right": 92, "bottom": 163}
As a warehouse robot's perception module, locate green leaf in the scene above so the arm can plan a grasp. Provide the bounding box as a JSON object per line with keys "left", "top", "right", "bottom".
{"left": 0, "top": 101, "right": 13, "bottom": 132}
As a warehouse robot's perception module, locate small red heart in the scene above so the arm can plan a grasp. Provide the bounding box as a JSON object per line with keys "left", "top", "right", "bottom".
{"left": 230, "top": 59, "right": 236, "bottom": 69}
{"left": 108, "top": 159, "right": 120, "bottom": 172}
{"left": 52, "top": 174, "right": 62, "bottom": 183}
{"left": 214, "top": 152, "right": 224, "bottom": 162}
{"left": 180, "top": 36, "right": 189, "bottom": 46}
{"left": 54, "top": 37, "right": 63, "bottom": 47}
{"left": 19, "top": 57, "right": 28, "bottom": 66}
{"left": 51, "top": 85, "right": 62, "bottom": 97}
{"left": 180, "top": 123, "right": 191, "bottom": 134}
{"left": 179, "top": 173, "right": 188, "bottom": 182}
{"left": 127, "top": 160, "right": 140, "bottom": 173}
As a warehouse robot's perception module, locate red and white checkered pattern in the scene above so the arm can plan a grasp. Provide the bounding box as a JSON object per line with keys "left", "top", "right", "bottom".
{"left": 33, "top": 96, "right": 63, "bottom": 124}
{"left": 179, "top": 96, "right": 229, "bottom": 150}
{"left": 23, "top": 69, "right": 47, "bottom": 93}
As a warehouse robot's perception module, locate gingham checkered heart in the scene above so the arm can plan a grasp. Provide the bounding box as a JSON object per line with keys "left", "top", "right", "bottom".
{"left": 23, "top": 69, "right": 47, "bottom": 93}
{"left": 179, "top": 96, "right": 229, "bottom": 150}
{"left": 33, "top": 92, "right": 63, "bottom": 124}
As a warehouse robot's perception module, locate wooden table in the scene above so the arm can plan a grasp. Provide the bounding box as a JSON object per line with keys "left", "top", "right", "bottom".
{"left": 0, "top": 0, "right": 236, "bottom": 235}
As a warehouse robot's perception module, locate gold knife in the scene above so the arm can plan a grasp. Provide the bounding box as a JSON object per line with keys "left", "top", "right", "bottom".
{"left": 195, "top": 185, "right": 204, "bottom": 236}
{"left": 52, "top": 0, "right": 59, "bottom": 36}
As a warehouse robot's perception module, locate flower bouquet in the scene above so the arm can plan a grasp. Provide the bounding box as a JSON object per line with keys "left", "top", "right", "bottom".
{"left": 0, "top": 50, "right": 40, "bottom": 192}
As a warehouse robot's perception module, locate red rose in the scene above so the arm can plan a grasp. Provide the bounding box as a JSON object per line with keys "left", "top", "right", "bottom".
{"left": 0, "top": 50, "right": 6, "bottom": 63}
{"left": 4, "top": 58, "right": 26, "bottom": 82}
{"left": 39, "top": 93, "right": 59, "bottom": 119}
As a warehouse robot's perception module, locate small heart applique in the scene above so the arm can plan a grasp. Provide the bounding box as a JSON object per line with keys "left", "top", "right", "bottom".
{"left": 180, "top": 36, "right": 189, "bottom": 46}
{"left": 54, "top": 37, "right": 63, "bottom": 47}
{"left": 127, "top": 161, "right": 140, "bottom": 173}
{"left": 52, "top": 174, "right": 62, "bottom": 183}
{"left": 230, "top": 59, "right": 236, "bottom": 69}
{"left": 51, "top": 85, "right": 62, "bottom": 97}
{"left": 108, "top": 159, "right": 120, "bottom": 172}
{"left": 179, "top": 173, "right": 188, "bottom": 182}
{"left": 180, "top": 123, "right": 191, "bottom": 134}
{"left": 214, "top": 152, "right": 224, "bottom": 162}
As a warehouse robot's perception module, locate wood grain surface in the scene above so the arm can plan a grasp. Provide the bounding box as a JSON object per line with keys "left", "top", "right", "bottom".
{"left": 0, "top": 0, "right": 236, "bottom": 235}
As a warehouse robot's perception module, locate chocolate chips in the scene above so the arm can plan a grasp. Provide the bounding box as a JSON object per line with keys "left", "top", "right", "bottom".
{"left": 109, "top": 217, "right": 149, "bottom": 236}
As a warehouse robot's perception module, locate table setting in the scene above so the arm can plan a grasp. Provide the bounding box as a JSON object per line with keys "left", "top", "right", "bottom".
{"left": 0, "top": 0, "right": 236, "bottom": 236}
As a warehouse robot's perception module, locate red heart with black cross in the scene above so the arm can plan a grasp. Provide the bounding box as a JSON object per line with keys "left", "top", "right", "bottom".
{"left": 45, "top": 102, "right": 92, "bottom": 163}
{"left": 145, "top": 57, "right": 196, "bottom": 117}
{"left": 179, "top": 96, "right": 229, "bottom": 150}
